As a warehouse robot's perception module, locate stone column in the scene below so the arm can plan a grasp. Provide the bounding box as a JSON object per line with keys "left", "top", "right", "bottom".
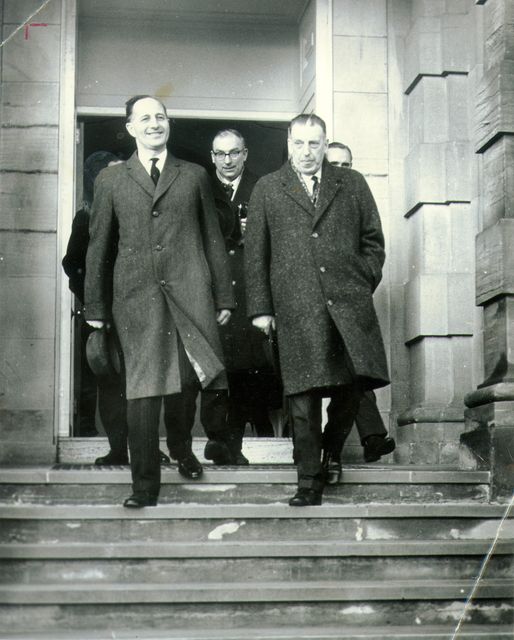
{"left": 462, "top": 0, "right": 514, "bottom": 499}
{"left": 0, "top": 0, "right": 62, "bottom": 463}
{"left": 395, "top": 0, "right": 479, "bottom": 465}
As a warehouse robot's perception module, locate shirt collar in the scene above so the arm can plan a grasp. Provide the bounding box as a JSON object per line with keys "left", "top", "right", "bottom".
{"left": 138, "top": 147, "right": 167, "bottom": 172}
{"left": 216, "top": 170, "right": 243, "bottom": 199}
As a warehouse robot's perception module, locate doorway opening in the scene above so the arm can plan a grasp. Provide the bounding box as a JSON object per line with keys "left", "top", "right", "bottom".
{"left": 66, "top": 115, "right": 289, "bottom": 441}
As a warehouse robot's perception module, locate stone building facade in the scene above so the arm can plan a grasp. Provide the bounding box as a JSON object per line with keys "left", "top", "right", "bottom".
{"left": 0, "top": 0, "right": 512, "bottom": 495}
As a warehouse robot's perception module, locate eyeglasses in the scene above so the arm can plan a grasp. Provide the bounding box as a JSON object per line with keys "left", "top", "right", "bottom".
{"left": 212, "top": 149, "right": 245, "bottom": 161}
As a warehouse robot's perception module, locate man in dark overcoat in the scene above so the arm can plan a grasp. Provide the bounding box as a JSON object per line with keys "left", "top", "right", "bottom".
{"left": 84, "top": 95, "right": 234, "bottom": 508}
{"left": 245, "top": 113, "right": 390, "bottom": 506}
{"left": 204, "top": 129, "right": 281, "bottom": 463}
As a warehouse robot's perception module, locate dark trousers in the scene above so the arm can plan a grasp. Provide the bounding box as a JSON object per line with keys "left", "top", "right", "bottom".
{"left": 98, "top": 375, "right": 128, "bottom": 459}
{"left": 354, "top": 390, "right": 387, "bottom": 442}
{"left": 126, "top": 336, "right": 228, "bottom": 497}
{"left": 289, "top": 383, "right": 362, "bottom": 492}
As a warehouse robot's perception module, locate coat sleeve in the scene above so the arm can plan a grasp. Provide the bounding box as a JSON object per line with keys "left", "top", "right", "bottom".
{"left": 83, "top": 171, "right": 118, "bottom": 321}
{"left": 61, "top": 210, "right": 90, "bottom": 304}
{"left": 197, "top": 168, "right": 235, "bottom": 310}
{"left": 244, "top": 178, "right": 274, "bottom": 318}
{"left": 357, "top": 173, "right": 385, "bottom": 292}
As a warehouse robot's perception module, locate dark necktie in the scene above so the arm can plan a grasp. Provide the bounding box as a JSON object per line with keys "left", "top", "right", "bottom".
{"left": 311, "top": 175, "right": 320, "bottom": 206}
{"left": 222, "top": 182, "right": 234, "bottom": 200}
{"left": 150, "top": 158, "right": 160, "bottom": 186}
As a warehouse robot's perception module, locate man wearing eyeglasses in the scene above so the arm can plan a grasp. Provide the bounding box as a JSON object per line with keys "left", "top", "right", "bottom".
{"left": 245, "top": 114, "right": 390, "bottom": 507}
{"left": 199, "top": 129, "right": 281, "bottom": 465}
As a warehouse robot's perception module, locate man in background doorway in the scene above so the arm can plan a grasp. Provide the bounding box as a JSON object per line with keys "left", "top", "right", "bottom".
{"left": 326, "top": 141, "right": 353, "bottom": 168}
{"left": 323, "top": 141, "right": 395, "bottom": 483}
{"left": 203, "top": 129, "right": 282, "bottom": 464}
{"left": 245, "top": 114, "right": 390, "bottom": 507}
{"left": 84, "top": 95, "right": 234, "bottom": 508}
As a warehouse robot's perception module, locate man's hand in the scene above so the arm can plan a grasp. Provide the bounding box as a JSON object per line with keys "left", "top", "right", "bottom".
{"left": 216, "top": 309, "right": 232, "bottom": 325}
{"left": 86, "top": 320, "right": 105, "bottom": 329}
{"left": 252, "top": 315, "right": 276, "bottom": 336}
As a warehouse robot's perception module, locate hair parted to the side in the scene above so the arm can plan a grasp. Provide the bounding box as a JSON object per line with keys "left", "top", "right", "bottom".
{"left": 212, "top": 129, "right": 246, "bottom": 148}
{"left": 288, "top": 113, "right": 327, "bottom": 136}
{"left": 328, "top": 141, "right": 353, "bottom": 161}
{"left": 125, "top": 95, "right": 168, "bottom": 121}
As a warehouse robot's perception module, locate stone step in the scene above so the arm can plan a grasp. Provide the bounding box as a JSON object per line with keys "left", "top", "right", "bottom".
{"left": 1, "top": 510, "right": 511, "bottom": 545}
{"left": 1, "top": 578, "right": 513, "bottom": 604}
{"left": 0, "top": 481, "right": 490, "bottom": 505}
{"left": 2, "top": 600, "right": 512, "bottom": 634}
{"left": 1, "top": 627, "right": 513, "bottom": 640}
{"left": 0, "top": 465, "right": 491, "bottom": 485}
{"left": 1, "top": 554, "right": 511, "bottom": 585}
{"left": 2, "top": 538, "right": 512, "bottom": 559}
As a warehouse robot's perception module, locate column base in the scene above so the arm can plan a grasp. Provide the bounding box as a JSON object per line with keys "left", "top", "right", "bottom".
{"left": 460, "top": 400, "right": 514, "bottom": 500}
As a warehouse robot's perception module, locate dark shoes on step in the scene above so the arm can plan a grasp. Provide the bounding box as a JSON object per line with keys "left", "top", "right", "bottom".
{"left": 204, "top": 439, "right": 249, "bottom": 466}
{"left": 322, "top": 451, "right": 342, "bottom": 485}
{"left": 176, "top": 452, "right": 203, "bottom": 480}
{"left": 95, "top": 451, "right": 129, "bottom": 466}
{"left": 289, "top": 487, "right": 323, "bottom": 507}
{"left": 363, "top": 435, "right": 396, "bottom": 463}
{"left": 95, "top": 449, "right": 170, "bottom": 466}
{"left": 123, "top": 493, "right": 158, "bottom": 508}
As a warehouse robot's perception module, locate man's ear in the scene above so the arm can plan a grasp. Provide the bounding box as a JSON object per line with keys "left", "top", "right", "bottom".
{"left": 125, "top": 121, "right": 136, "bottom": 139}
{"left": 210, "top": 151, "right": 216, "bottom": 166}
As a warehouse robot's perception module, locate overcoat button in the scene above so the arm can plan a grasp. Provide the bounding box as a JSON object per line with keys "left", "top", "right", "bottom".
{"left": 155, "top": 245, "right": 163, "bottom": 251}
{"left": 327, "top": 299, "right": 333, "bottom": 306}
{"left": 229, "top": 250, "right": 235, "bottom": 255}
{"left": 320, "top": 266, "right": 326, "bottom": 273}
{"left": 311, "top": 232, "right": 319, "bottom": 238}
{"left": 152, "top": 211, "right": 159, "bottom": 217}
{"left": 160, "top": 280, "right": 166, "bottom": 286}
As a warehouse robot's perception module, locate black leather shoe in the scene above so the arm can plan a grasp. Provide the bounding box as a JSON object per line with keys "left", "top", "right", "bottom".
{"left": 123, "top": 494, "right": 157, "bottom": 508}
{"left": 95, "top": 451, "right": 129, "bottom": 466}
{"left": 159, "top": 450, "right": 171, "bottom": 464}
{"left": 363, "top": 435, "right": 396, "bottom": 462}
{"left": 288, "top": 488, "right": 323, "bottom": 507}
{"left": 234, "top": 452, "right": 250, "bottom": 466}
{"left": 322, "top": 451, "right": 342, "bottom": 485}
{"left": 204, "top": 439, "right": 234, "bottom": 465}
{"left": 177, "top": 452, "right": 203, "bottom": 479}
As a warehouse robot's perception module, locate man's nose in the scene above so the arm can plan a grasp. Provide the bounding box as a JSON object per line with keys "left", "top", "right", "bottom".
{"left": 223, "top": 155, "right": 233, "bottom": 164}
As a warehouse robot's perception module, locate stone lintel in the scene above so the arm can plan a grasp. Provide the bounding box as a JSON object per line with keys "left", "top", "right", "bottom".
{"left": 461, "top": 400, "right": 514, "bottom": 499}
{"left": 476, "top": 219, "right": 514, "bottom": 305}
{"left": 465, "top": 382, "right": 514, "bottom": 407}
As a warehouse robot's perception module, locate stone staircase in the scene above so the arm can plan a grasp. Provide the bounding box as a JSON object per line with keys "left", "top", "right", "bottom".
{"left": 0, "top": 461, "right": 512, "bottom": 639}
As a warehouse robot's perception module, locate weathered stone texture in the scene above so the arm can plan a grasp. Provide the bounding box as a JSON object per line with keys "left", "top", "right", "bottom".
{"left": 0, "top": 127, "right": 58, "bottom": 172}
{"left": 395, "top": 422, "right": 467, "bottom": 465}
{"left": 480, "top": 297, "right": 514, "bottom": 386}
{"left": 0, "top": 82, "right": 59, "bottom": 126}
{"left": 333, "top": 92, "right": 388, "bottom": 163}
{"left": 3, "top": 0, "right": 61, "bottom": 23}
{"left": 405, "top": 273, "right": 474, "bottom": 342}
{"left": 461, "top": 400, "right": 514, "bottom": 498}
{"left": 333, "top": 36, "right": 387, "bottom": 93}
{"left": 2, "top": 24, "right": 61, "bottom": 83}
{"left": 0, "top": 173, "right": 58, "bottom": 232}
{"left": 404, "top": 142, "right": 472, "bottom": 214}
{"left": 476, "top": 218, "right": 514, "bottom": 304}
{"left": 475, "top": 63, "right": 514, "bottom": 150}
{"left": 408, "top": 204, "right": 474, "bottom": 275}
{"left": 407, "top": 337, "right": 474, "bottom": 408}
{"left": 333, "top": 0, "right": 387, "bottom": 37}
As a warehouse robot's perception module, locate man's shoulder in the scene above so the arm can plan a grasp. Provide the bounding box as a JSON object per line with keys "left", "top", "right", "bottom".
{"left": 254, "top": 166, "right": 283, "bottom": 189}
{"left": 172, "top": 157, "right": 208, "bottom": 178}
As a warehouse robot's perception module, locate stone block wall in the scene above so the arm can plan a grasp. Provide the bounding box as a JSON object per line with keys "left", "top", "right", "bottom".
{"left": 395, "top": 0, "right": 480, "bottom": 465}
{"left": 0, "top": 0, "right": 61, "bottom": 462}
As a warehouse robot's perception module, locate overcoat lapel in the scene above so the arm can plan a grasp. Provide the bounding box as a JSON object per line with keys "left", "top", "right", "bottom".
{"left": 312, "top": 162, "right": 344, "bottom": 228}
{"left": 153, "top": 154, "right": 181, "bottom": 205}
{"left": 126, "top": 152, "right": 155, "bottom": 197}
{"left": 280, "top": 163, "right": 315, "bottom": 217}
